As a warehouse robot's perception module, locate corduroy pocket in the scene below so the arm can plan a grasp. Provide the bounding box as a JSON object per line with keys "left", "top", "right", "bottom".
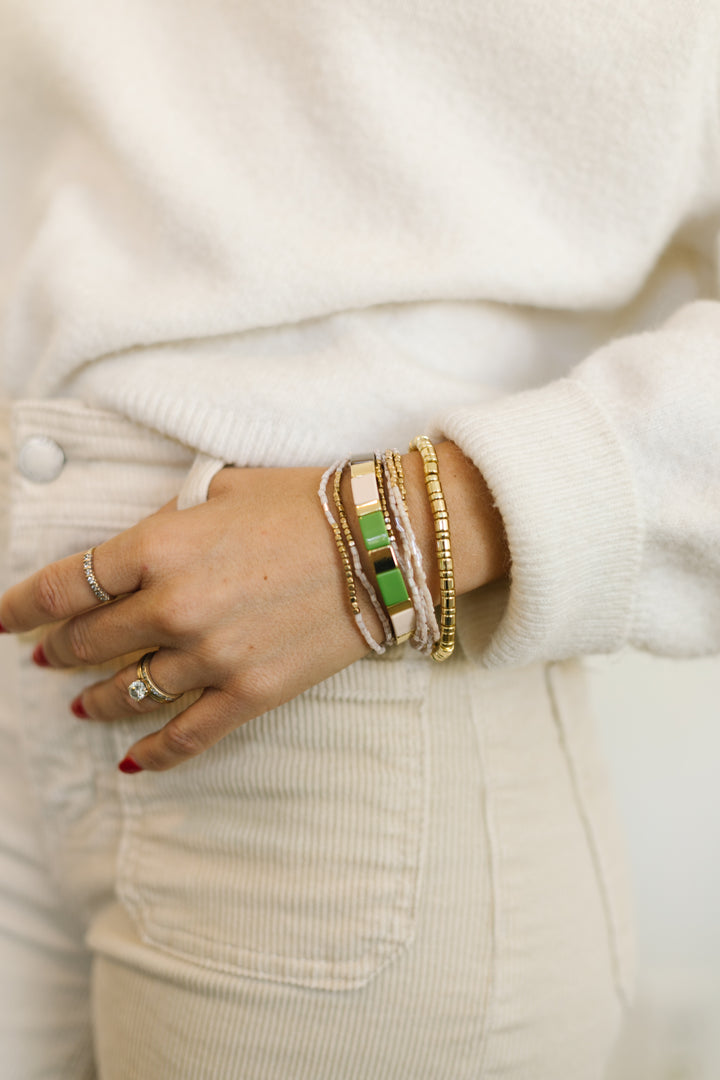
{"left": 114, "top": 649, "right": 430, "bottom": 991}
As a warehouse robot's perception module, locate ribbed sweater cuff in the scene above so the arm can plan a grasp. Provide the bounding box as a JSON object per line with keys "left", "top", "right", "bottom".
{"left": 440, "top": 377, "right": 642, "bottom": 667}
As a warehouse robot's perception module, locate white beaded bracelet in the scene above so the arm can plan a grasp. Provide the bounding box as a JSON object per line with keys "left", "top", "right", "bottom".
{"left": 318, "top": 461, "right": 387, "bottom": 655}
{"left": 382, "top": 451, "right": 439, "bottom": 655}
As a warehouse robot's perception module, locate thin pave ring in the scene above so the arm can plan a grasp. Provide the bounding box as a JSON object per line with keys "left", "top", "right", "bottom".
{"left": 82, "top": 547, "right": 114, "bottom": 604}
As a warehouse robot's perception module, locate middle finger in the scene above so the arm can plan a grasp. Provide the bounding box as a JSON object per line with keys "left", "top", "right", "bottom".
{"left": 38, "top": 591, "right": 169, "bottom": 669}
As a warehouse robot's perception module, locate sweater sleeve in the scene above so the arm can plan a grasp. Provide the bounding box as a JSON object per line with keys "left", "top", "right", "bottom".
{"left": 439, "top": 298, "right": 720, "bottom": 667}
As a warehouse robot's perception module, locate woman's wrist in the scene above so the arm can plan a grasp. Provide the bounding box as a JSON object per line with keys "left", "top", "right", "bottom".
{"left": 402, "top": 440, "right": 510, "bottom": 602}
{"left": 339, "top": 440, "right": 510, "bottom": 643}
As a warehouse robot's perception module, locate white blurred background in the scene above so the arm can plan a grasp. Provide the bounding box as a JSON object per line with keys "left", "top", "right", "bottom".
{"left": 586, "top": 652, "right": 720, "bottom": 1080}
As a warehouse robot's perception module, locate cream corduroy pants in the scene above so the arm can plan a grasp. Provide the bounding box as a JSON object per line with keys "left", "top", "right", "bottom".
{"left": 0, "top": 400, "right": 634, "bottom": 1079}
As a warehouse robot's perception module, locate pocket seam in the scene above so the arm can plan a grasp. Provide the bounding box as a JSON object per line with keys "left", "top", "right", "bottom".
{"left": 544, "top": 661, "right": 633, "bottom": 1009}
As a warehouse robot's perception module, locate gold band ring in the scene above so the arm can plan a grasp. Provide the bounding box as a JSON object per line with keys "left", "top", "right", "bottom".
{"left": 128, "top": 651, "right": 182, "bottom": 704}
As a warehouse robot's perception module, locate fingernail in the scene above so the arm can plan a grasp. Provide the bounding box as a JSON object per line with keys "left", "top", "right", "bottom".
{"left": 70, "top": 696, "right": 89, "bottom": 719}
{"left": 0, "top": 622, "right": 8, "bottom": 633}
{"left": 118, "top": 755, "right": 143, "bottom": 774}
{"left": 32, "top": 643, "right": 50, "bottom": 667}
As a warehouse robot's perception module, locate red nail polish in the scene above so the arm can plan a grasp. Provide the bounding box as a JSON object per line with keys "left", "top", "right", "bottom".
{"left": 32, "top": 643, "right": 50, "bottom": 667}
{"left": 70, "top": 696, "right": 89, "bottom": 719}
{"left": 0, "top": 622, "right": 8, "bottom": 633}
{"left": 118, "top": 755, "right": 143, "bottom": 774}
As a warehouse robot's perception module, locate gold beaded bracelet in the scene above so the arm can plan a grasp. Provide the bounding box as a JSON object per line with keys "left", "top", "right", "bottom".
{"left": 386, "top": 449, "right": 408, "bottom": 504}
{"left": 322, "top": 471, "right": 363, "bottom": 620}
{"left": 408, "top": 436, "right": 456, "bottom": 661}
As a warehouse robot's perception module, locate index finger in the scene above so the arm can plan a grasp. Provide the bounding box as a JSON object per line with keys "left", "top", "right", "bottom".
{"left": 0, "top": 538, "right": 142, "bottom": 633}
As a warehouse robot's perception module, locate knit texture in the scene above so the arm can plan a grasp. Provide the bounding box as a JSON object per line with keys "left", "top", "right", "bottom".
{"left": 1, "top": 1, "right": 719, "bottom": 665}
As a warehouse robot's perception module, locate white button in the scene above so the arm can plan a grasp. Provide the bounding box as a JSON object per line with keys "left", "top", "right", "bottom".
{"left": 17, "top": 435, "right": 66, "bottom": 483}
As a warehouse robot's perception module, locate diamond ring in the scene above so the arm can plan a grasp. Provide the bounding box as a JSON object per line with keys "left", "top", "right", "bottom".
{"left": 128, "top": 651, "right": 182, "bottom": 704}
{"left": 82, "top": 547, "right": 115, "bottom": 604}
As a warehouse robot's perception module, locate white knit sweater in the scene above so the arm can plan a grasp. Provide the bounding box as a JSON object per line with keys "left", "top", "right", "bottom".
{"left": 1, "top": 1, "right": 718, "bottom": 666}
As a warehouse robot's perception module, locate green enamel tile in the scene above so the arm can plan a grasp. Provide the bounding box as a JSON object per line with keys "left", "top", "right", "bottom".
{"left": 359, "top": 509, "right": 389, "bottom": 551}
{"left": 377, "top": 567, "right": 410, "bottom": 608}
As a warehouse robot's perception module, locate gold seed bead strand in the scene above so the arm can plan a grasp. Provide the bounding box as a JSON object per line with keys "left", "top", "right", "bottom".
{"left": 388, "top": 449, "right": 407, "bottom": 504}
{"left": 319, "top": 462, "right": 362, "bottom": 618}
{"left": 332, "top": 464, "right": 394, "bottom": 647}
{"left": 408, "top": 435, "right": 456, "bottom": 662}
{"left": 378, "top": 452, "right": 423, "bottom": 646}
{"left": 382, "top": 450, "right": 439, "bottom": 655}
{"left": 376, "top": 451, "right": 428, "bottom": 646}
{"left": 317, "top": 461, "right": 385, "bottom": 655}
{"left": 374, "top": 454, "right": 397, "bottom": 545}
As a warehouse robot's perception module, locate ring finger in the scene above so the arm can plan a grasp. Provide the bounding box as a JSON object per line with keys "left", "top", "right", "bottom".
{"left": 74, "top": 648, "right": 207, "bottom": 722}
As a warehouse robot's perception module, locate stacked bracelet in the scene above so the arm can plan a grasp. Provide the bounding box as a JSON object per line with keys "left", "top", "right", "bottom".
{"left": 318, "top": 441, "right": 457, "bottom": 661}
{"left": 408, "top": 436, "right": 456, "bottom": 662}
{"left": 349, "top": 456, "right": 416, "bottom": 644}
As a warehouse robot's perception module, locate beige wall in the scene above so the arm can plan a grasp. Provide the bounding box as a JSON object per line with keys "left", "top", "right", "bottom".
{"left": 586, "top": 652, "right": 720, "bottom": 1080}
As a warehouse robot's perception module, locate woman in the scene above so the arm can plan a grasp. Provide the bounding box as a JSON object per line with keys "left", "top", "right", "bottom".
{"left": 0, "top": 1, "right": 718, "bottom": 1077}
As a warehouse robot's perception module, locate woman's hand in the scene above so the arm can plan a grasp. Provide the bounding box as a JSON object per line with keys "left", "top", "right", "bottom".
{"left": 0, "top": 465, "right": 379, "bottom": 772}
{"left": 0, "top": 444, "right": 509, "bottom": 773}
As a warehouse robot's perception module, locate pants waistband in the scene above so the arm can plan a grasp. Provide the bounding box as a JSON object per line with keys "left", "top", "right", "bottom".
{"left": 2, "top": 400, "right": 225, "bottom": 583}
